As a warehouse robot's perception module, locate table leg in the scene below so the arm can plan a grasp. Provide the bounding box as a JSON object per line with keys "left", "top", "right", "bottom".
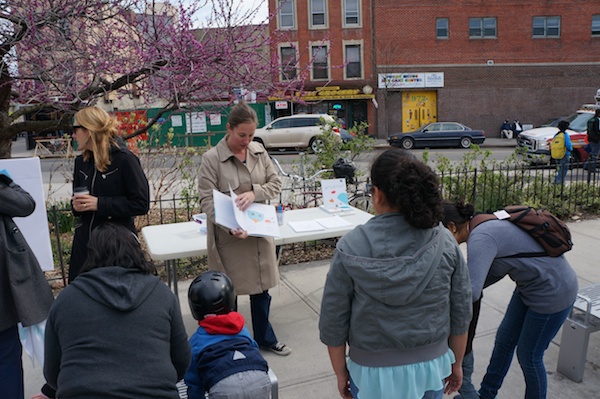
{"left": 165, "top": 259, "right": 179, "bottom": 301}
{"left": 172, "top": 260, "right": 179, "bottom": 300}
{"left": 276, "top": 245, "right": 283, "bottom": 265}
{"left": 166, "top": 260, "right": 173, "bottom": 289}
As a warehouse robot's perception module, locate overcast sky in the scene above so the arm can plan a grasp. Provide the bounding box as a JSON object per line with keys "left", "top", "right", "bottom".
{"left": 189, "top": 0, "right": 269, "bottom": 27}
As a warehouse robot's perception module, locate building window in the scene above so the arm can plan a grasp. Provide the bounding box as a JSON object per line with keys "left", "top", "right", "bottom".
{"left": 279, "top": 0, "right": 295, "bottom": 29}
{"left": 533, "top": 16, "right": 560, "bottom": 38}
{"left": 436, "top": 18, "right": 449, "bottom": 39}
{"left": 469, "top": 17, "right": 496, "bottom": 38}
{"left": 592, "top": 15, "right": 600, "bottom": 36}
{"left": 280, "top": 46, "right": 297, "bottom": 81}
{"left": 345, "top": 44, "right": 361, "bottom": 79}
{"left": 311, "top": 45, "right": 329, "bottom": 80}
{"left": 343, "top": 0, "right": 360, "bottom": 27}
{"left": 310, "top": 0, "right": 327, "bottom": 28}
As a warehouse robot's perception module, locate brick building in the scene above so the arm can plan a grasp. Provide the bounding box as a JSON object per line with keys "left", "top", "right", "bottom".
{"left": 267, "top": 0, "right": 376, "bottom": 133}
{"left": 269, "top": 0, "right": 600, "bottom": 138}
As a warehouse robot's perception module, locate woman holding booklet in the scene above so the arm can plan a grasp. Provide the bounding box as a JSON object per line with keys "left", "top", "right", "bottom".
{"left": 197, "top": 102, "right": 291, "bottom": 356}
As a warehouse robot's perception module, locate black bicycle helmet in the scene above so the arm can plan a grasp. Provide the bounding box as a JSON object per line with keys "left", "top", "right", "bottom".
{"left": 188, "top": 271, "right": 236, "bottom": 320}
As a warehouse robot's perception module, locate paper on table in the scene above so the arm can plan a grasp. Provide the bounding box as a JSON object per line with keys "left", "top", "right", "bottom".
{"left": 212, "top": 189, "right": 280, "bottom": 237}
{"left": 319, "top": 205, "right": 355, "bottom": 215}
{"left": 288, "top": 220, "right": 326, "bottom": 233}
{"left": 315, "top": 215, "right": 354, "bottom": 229}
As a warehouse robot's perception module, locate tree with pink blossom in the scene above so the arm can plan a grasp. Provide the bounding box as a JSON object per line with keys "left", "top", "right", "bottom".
{"left": 1, "top": 0, "right": 307, "bottom": 158}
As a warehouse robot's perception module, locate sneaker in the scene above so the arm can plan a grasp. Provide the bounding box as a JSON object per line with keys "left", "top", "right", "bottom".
{"left": 264, "top": 342, "right": 292, "bottom": 356}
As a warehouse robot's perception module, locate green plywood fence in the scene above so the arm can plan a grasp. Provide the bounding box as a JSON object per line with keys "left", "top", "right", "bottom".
{"left": 144, "top": 103, "right": 269, "bottom": 148}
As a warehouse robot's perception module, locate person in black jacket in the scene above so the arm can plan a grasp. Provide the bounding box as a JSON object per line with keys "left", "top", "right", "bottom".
{"left": 68, "top": 106, "right": 149, "bottom": 282}
{"left": 43, "top": 223, "right": 191, "bottom": 399}
{"left": 0, "top": 171, "right": 54, "bottom": 399}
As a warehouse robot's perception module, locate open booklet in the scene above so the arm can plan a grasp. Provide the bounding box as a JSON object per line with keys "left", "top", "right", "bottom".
{"left": 213, "top": 188, "right": 281, "bottom": 237}
{"left": 319, "top": 178, "right": 354, "bottom": 214}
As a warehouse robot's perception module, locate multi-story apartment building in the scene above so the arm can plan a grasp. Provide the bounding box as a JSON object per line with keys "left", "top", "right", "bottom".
{"left": 269, "top": 0, "right": 600, "bottom": 138}
{"left": 267, "top": 0, "right": 376, "bottom": 133}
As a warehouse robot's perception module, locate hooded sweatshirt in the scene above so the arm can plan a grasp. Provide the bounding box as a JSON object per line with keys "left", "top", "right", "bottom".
{"left": 319, "top": 213, "right": 472, "bottom": 367}
{"left": 44, "top": 267, "right": 190, "bottom": 399}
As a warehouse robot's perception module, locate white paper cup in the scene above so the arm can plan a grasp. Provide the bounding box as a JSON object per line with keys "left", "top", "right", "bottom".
{"left": 73, "top": 187, "right": 89, "bottom": 197}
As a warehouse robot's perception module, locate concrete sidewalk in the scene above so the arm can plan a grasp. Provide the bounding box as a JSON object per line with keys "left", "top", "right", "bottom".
{"left": 23, "top": 218, "right": 600, "bottom": 398}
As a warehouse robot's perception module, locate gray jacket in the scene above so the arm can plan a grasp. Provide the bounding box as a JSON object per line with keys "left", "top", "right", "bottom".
{"left": 319, "top": 213, "right": 472, "bottom": 367}
{"left": 0, "top": 175, "right": 54, "bottom": 331}
{"left": 467, "top": 219, "right": 578, "bottom": 313}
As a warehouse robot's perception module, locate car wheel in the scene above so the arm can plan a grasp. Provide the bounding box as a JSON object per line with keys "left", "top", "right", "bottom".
{"left": 309, "top": 137, "right": 324, "bottom": 153}
{"left": 460, "top": 137, "right": 472, "bottom": 148}
{"left": 400, "top": 137, "right": 414, "bottom": 150}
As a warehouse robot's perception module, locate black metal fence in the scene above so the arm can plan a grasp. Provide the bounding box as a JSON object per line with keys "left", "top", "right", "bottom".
{"left": 45, "top": 162, "right": 600, "bottom": 285}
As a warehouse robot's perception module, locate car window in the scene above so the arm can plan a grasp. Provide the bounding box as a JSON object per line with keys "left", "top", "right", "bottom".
{"left": 271, "top": 119, "right": 292, "bottom": 129}
{"left": 568, "top": 113, "right": 593, "bottom": 132}
{"left": 425, "top": 123, "right": 441, "bottom": 132}
{"left": 291, "top": 117, "right": 321, "bottom": 128}
{"left": 443, "top": 123, "right": 463, "bottom": 131}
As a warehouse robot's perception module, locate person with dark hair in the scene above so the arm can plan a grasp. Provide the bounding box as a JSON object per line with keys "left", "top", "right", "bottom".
{"left": 198, "top": 102, "right": 288, "bottom": 356}
{"left": 500, "top": 120, "right": 513, "bottom": 139}
{"left": 319, "top": 148, "right": 472, "bottom": 399}
{"left": 511, "top": 119, "right": 522, "bottom": 137}
{"left": 0, "top": 171, "right": 54, "bottom": 399}
{"left": 441, "top": 200, "right": 577, "bottom": 399}
{"left": 69, "top": 106, "right": 149, "bottom": 282}
{"left": 185, "top": 271, "right": 270, "bottom": 399}
{"left": 586, "top": 109, "right": 600, "bottom": 173}
{"left": 551, "top": 119, "right": 573, "bottom": 185}
{"left": 42, "top": 223, "right": 190, "bottom": 399}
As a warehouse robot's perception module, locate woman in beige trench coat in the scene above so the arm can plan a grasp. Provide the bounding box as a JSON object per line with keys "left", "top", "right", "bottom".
{"left": 198, "top": 102, "right": 291, "bottom": 356}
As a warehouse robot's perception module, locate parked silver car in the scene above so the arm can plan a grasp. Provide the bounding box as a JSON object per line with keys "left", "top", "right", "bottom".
{"left": 253, "top": 114, "right": 340, "bottom": 152}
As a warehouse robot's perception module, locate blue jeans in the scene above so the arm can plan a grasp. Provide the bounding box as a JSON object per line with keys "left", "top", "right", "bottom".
{"left": 250, "top": 291, "right": 278, "bottom": 347}
{"left": 0, "top": 325, "right": 24, "bottom": 399}
{"left": 587, "top": 142, "right": 600, "bottom": 173}
{"left": 455, "top": 351, "right": 479, "bottom": 399}
{"left": 350, "top": 377, "right": 443, "bottom": 399}
{"left": 478, "top": 292, "right": 572, "bottom": 399}
{"left": 554, "top": 156, "right": 569, "bottom": 184}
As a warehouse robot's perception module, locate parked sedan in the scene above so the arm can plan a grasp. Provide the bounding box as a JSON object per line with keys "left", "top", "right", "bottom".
{"left": 388, "top": 122, "right": 486, "bottom": 149}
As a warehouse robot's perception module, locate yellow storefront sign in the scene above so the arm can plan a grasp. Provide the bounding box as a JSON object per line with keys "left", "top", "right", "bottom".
{"left": 268, "top": 87, "right": 374, "bottom": 101}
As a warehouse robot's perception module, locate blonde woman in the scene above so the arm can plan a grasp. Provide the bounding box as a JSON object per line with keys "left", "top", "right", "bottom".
{"left": 69, "top": 106, "right": 149, "bottom": 282}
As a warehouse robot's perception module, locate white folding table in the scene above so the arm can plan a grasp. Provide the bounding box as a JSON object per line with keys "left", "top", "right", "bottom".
{"left": 141, "top": 206, "right": 373, "bottom": 296}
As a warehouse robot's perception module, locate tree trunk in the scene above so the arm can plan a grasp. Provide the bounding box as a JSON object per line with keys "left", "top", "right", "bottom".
{"left": 0, "top": 134, "right": 12, "bottom": 159}
{"left": 0, "top": 68, "right": 13, "bottom": 159}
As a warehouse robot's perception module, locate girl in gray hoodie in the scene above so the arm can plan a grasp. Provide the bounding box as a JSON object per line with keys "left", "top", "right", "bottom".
{"left": 319, "top": 148, "right": 472, "bottom": 399}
